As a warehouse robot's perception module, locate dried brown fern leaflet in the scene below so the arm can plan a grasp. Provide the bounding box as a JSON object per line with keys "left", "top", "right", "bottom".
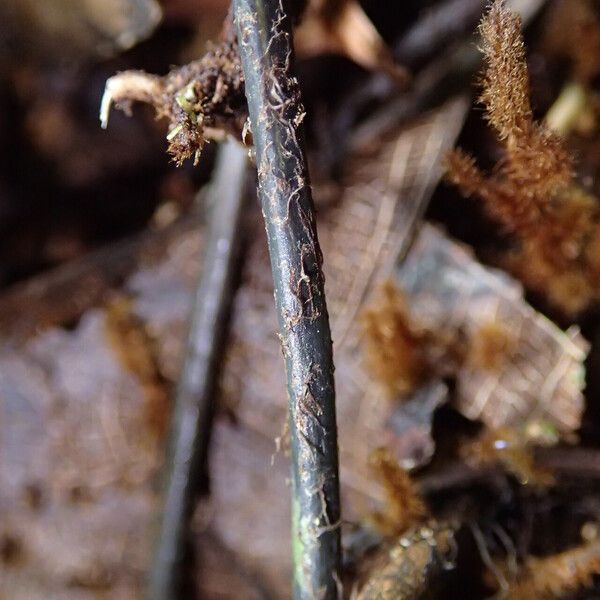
{"left": 294, "top": 0, "right": 408, "bottom": 83}
{"left": 359, "top": 281, "right": 558, "bottom": 486}
{"left": 360, "top": 281, "right": 522, "bottom": 401}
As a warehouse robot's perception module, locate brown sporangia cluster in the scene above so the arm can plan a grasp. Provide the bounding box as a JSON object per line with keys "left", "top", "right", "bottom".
{"left": 101, "top": 16, "right": 246, "bottom": 165}
{"left": 445, "top": 0, "right": 600, "bottom": 316}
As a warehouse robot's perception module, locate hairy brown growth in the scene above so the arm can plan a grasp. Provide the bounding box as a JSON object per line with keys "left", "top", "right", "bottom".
{"left": 445, "top": 0, "right": 600, "bottom": 315}
{"left": 104, "top": 295, "right": 170, "bottom": 439}
{"left": 368, "top": 448, "right": 428, "bottom": 537}
{"left": 506, "top": 539, "right": 600, "bottom": 599}
{"left": 360, "top": 282, "right": 522, "bottom": 400}
{"left": 360, "top": 282, "right": 428, "bottom": 398}
{"left": 478, "top": 1, "right": 532, "bottom": 143}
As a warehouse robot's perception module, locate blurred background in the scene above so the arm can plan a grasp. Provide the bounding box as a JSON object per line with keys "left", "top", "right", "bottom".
{"left": 3, "top": 1, "right": 600, "bottom": 598}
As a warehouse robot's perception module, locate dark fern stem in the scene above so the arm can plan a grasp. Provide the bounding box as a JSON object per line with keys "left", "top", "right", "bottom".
{"left": 233, "top": 0, "right": 342, "bottom": 597}
{"left": 147, "top": 140, "right": 248, "bottom": 600}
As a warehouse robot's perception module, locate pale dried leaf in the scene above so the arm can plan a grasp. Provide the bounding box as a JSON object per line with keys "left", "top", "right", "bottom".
{"left": 396, "top": 225, "right": 589, "bottom": 433}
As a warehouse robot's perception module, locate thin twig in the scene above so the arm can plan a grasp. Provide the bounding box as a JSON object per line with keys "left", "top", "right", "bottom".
{"left": 394, "top": 0, "right": 487, "bottom": 68}
{"left": 233, "top": 0, "right": 342, "bottom": 597}
{"left": 417, "top": 447, "right": 600, "bottom": 497}
{"left": 147, "top": 139, "right": 248, "bottom": 599}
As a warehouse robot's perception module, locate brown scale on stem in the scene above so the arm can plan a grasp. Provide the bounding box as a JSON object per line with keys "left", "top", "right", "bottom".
{"left": 445, "top": 0, "right": 600, "bottom": 316}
